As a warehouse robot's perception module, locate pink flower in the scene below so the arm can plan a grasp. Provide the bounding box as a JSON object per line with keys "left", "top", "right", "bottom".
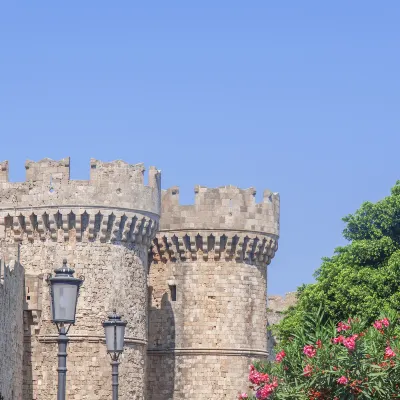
{"left": 316, "top": 339, "right": 322, "bottom": 348}
{"left": 343, "top": 335, "right": 358, "bottom": 351}
{"left": 249, "top": 365, "right": 270, "bottom": 385}
{"left": 332, "top": 335, "right": 344, "bottom": 344}
{"left": 373, "top": 320, "right": 383, "bottom": 330}
{"left": 249, "top": 365, "right": 262, "bottom": 385}
{"left": 238, "top": 393, "right": 248, "bottom": 399}
{"left": 384, "top": 346, "right": 396, "bottom": 359}
{"left": 303, "top": 364, "right": 313, "bottom": 377}
{"left": 255, "top": 379, "right": 278, "bottom": 399}
{"left": 337, "top": 321, "right": 351, "bottom": 332}
{"left": 337, "top": 376, "right": 348, "bottom": 385}
{"left": 374, "top": 318, "right": 390, "bottom": 329}
{"left": 275, "top": 350, "right": 286, "bottom": 363}
{"left": 303, "top": 345, "right": 316, "bottom": 358}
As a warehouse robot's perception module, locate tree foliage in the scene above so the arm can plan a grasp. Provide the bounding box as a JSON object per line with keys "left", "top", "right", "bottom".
{"left": 276, "top": 181, "right": 400, "bottom": 342}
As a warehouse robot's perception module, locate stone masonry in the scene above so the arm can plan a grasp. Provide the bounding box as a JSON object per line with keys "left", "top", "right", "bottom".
{"left": 0, "top": 245, "right": 24, "bottom": 400}
{"left": 266, "top": 293, "right": 297, "bottom": 359}
{"left": 148, "top": 185, "right": 279, "bottom": 399}
{"left": 0, "top": 158, "right": 280, "bottom": 400}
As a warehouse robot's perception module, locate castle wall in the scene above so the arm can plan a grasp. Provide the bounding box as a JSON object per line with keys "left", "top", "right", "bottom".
{"left": 0, "top": 158, "right": 161, "bottom": 400}
{"left": 148, "top": 185, "right": 279, "bottom": 399}
{"left": 21, "top": 241, "right": 149, "bottom": 400}
{"left": 0, "top": 246, "right": 24, "bottom": 400}
{"left": 266, "top": 293, "right": 298, "bottom": 359}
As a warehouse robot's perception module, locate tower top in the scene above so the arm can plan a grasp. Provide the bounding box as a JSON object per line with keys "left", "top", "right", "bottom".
{"left": 0, "top": 157, "right": 161, "bottom": 214}
{"left": 0, "top": 158, "right": 161, "bottom": 244}
{"left": 152, "top": 185, "right": 280, "bottom": 266}
{"left": 160, "top": 185, "right": 279, "bottom": 236}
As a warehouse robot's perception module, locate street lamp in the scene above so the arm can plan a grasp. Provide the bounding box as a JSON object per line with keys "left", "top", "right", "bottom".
{"left": 102, "top": 309, "right": 127, "bottom": 400}
{"left": 47, "top": 259, "right": 84, "bottom": 400}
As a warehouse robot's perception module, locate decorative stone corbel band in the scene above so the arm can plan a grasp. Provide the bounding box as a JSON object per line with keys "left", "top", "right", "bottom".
{"left": 151, "top": 231, "right": 278, "bottom": 266}
{"left": 0, "top": 208, "right": 159, "bottom": 245}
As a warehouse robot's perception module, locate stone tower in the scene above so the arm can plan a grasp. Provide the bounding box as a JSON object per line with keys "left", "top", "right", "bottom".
{"left": 0, "top": 158, "right": 161, "bottom": 400}
{"left": 148, "top": 185, "right": 280, "bottom": 399}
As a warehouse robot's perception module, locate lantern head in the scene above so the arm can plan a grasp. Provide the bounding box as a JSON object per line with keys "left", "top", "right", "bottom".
{"left": 102, "top": 309, "right": 127, "bottom": 359}
{"left": 48, "top": 259, "right": 83, "bottom": 326}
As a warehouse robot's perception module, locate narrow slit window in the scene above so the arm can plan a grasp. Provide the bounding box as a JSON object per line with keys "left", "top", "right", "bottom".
{"left": 170, "top": 285, "right": 177, "bottom": 302}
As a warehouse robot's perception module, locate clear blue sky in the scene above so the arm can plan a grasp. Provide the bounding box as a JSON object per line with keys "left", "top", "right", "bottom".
{"left": 1, "top": 2, "right": 399, "bottom": 295}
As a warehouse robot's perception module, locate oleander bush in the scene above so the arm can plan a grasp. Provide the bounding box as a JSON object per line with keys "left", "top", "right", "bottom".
{"left": 239, "top": 308, "right": 400, "bottom": 400}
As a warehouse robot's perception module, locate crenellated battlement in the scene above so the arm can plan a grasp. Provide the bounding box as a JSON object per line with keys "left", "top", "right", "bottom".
{"left": 160, "top": 185, "right": 279, "bottom": 236}
{"left": 0, "top": 158, "right": 161, "bottom": 244}
{"left": 25, "top": 157, "right": 71, "bottom": 183}
{"left": 0, "top": 161, "right": 9, "bottom": 183}
{"left": 0, "top": 157, "right": 161, "bottom": 211}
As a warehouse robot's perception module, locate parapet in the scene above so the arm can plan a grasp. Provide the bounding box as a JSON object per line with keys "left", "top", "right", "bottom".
{"left": 267, "top": 292, "right": 298, "bottom": 329}
{"left": 0, "top": 158, "right": 161, "bottom": 244}
{"left": 152, "top": 185, "right": 279, "bottom": 266}
{"left": 0, "top": 158, "right": 161, "bottom": 212}
{"left": 160, "top": 185, "right": 279, "bottom": 236}
{"left": 267, "top": 292, "right": 297, "bottom": 313}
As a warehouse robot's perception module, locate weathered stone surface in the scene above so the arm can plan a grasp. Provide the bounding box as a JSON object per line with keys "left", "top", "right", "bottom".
{"left": 0, "top": 245, "right": 24, "bottom": 400}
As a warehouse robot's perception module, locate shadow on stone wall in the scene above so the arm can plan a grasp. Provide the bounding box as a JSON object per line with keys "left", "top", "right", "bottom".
{"left": 147, "top": 289, "right": 176, "bottom": 400}
{"left": 23, "top": 282, "right": 34, "bottom": 400}
{"left": 0, "top": 247, "right": 25, "bottom": 400}
{"left": 22, "top": 311, "right": 34, "bottom": 400}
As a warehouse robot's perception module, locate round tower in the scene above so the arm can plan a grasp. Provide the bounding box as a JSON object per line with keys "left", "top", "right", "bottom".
{"left": 0, "top": 158, "right": 161, "bottom": 400}
{"left": 148, "top": 185, "right": 280, "bottom": 399}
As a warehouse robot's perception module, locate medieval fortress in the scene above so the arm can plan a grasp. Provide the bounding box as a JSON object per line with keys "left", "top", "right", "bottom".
{"left": 0, "top": 157, "right": 280, "bottom": 400}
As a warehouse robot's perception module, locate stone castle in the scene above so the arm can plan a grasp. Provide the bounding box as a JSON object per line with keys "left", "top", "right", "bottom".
{"left": 0, "top": 158, "right": 280, "bottom": 400}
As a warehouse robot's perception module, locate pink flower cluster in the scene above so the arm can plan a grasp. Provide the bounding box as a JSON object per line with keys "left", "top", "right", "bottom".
{"left": 343, "top": 334, "right": 358, "bottom": 351}
{"left": 256, "top": 379, "right": 278, "bottom": 400}
{"left": 248, "top": 365, "right": 278, "bottom": 399}
{"left": 303, "top": 345, "right": 316, "bottom": 358}
{"left": 238, "top": 393, "right": 248, "bottom": 399}
{"left": 249, "top": 365, "right": 270, "bottom": 385}
{"left": 303, "top": 364, "right": 313, "bottom": 377}
{"left": 385, "top": 346, "right": 396, "bottom": 359}
{"left": 337, "top": 321, "right": 351, "bottom": 332}
{"left": 332, "top": 334, "right": 359, "bottom": 351}
{"left": 275, "top": 350, "right": 286, "bottom": 363}
{"left": 337, "top": 376, "right": 348, "bottom": 385}
{"left": 332, "top": 335, "right": 344, "bottom": 344}
{"left": 373, "top": 318, "right": 390, "bottom": 330}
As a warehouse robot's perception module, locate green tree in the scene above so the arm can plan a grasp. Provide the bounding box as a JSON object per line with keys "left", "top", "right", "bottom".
{"left": 276, "top": 181, "right": 400, "bottom": 342}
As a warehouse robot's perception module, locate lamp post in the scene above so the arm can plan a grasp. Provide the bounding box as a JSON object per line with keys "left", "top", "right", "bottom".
{"left": 47, "top": 259, "right": 84, "bottom": 400}
{"left": 102, "top": 309, "right": 127, "bottom": 400}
